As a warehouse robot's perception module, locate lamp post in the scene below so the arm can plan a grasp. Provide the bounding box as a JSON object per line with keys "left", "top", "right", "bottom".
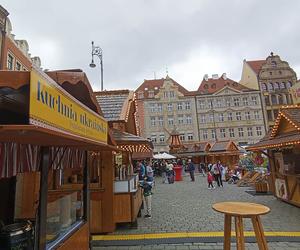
{"left": 89, "top": 41, "right": 103, "bottom": 91}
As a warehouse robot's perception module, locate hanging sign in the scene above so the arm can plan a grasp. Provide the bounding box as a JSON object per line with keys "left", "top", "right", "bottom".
{"left": 29, "top": 69, "right": 107, "bottom": 144}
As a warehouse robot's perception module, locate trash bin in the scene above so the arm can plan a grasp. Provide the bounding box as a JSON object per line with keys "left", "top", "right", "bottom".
{"left": 173, "top": 165, "right": 183, "bottom": 181}
{"left": 0, "top": 221, "right": 33, "bottom": 250}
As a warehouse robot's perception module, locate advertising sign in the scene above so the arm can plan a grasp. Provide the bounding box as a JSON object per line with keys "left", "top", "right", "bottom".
{"left": 290, "top": 81, "right": 300, "bottom": 104}
{"left": 275, "top": 178, "right": 288, "bottom": 200}
{"left": 29, "top": 69, "right": 107, "bottom": 144}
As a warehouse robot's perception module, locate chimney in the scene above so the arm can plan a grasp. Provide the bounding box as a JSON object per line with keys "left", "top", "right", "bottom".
{"left": 203, "top": 74, "right": 208, "bottom": 81}
{"left": 222, "top": 73, "right": 227, "bottom": 80}
{"left": 212, "top": 74, "right": 218, "bottom": 79}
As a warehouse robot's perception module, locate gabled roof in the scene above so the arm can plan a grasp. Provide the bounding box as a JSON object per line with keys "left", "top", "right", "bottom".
{"left": 94, "top": 90, "right": 134, "bottom": 122}
{"left": 246, "top": 60, "right": 266, "bottom": 75}
{"left": 197, "top": 76, "right": 251, "bottom": 94}
{"left": 135, "top": 76, "right": 189, "bottom": 98}
{"left": 209, "top": 140, "right": 239, "bottom": 152}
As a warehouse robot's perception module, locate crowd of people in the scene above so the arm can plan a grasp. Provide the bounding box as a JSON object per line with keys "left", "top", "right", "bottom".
{"left": 134, "top": 158, "right": 242, "bottom": 219}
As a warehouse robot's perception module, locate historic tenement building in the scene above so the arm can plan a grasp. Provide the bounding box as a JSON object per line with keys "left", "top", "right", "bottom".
{"left": 195, "top": 73, "right": 265, "bottom": 146}
{"left": 135, "top": 76, "right": 199, "bottom": 153}
{"left": 240, "top": 53, "right": 297, "bottom": 128}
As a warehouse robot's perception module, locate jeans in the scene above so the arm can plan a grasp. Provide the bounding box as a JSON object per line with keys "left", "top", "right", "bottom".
{"left": 190, "top": 170, "right": 195, "bottom": 181}
{"left": 214, "top": 174, "right": 223, "bottom": 187}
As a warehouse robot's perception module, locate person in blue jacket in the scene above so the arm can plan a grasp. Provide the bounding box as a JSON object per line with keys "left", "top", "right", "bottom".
{"left": 188, "top": 159, "right": 195, "bottom": 182}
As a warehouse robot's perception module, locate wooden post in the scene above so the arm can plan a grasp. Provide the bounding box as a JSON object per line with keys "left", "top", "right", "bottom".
{"left": 235, "top": 216, "right": 245, "bottom": 250}
{"left": 36, "top": 146, "right": 50, "bottom": 250}
{"left": 224, "top": 214, "right": 232, "bottom": 250}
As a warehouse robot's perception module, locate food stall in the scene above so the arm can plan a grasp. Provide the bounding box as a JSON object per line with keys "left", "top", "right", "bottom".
{"left": 247, "top": 106, "right": 300, "bottom": 207}
{"left": 94, "top": 90, "right": 153, "bottom": 227}
{"left": 0, "top": 68, "right": 111, "bottom": 249}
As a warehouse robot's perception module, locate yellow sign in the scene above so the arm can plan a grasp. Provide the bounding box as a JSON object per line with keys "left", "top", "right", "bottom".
{"left": 290, "top": 81, "right": 300, "bottom": 104}
{"left": 29, "top": 69, "right": 107, "bottom": 144}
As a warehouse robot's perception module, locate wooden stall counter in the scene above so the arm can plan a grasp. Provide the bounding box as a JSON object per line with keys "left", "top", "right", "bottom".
{"left": 113, "top": 175, "right": 143, "bottom": 224}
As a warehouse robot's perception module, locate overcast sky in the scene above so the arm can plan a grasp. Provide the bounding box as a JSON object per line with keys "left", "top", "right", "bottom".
{"left": 2, "top": 1, "right": 300, "bottom": 91}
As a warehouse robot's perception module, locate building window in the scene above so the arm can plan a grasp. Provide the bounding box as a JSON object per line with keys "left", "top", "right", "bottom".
{"left": 267, "top": 110, "right": 273, "bottom": 121}
{"left": 7, "top": 54, "right": 14, "bottom": 70}
{"left": 265, "top": 96, "right": 270, "bottom": 106}
{"left": 159, "top": 134, "right": 165, "bottom": 142}
{"left": 271, "top": 95, "right": 277, "bottom": 105}
{"left": 245, "top": 111, "right": 251, "bottom": 120}
{"left": 149, "top": 104, "right": 156, "bottom": 112}
{"left": 208, "top": 100, "right": 213, "bottom": 109}
{"left": 158, "top": 116, "right": 164, "bottom": 126}
{"left": 151, "top": 135, "right": 157, "bottom": 143}
{"left": 178, "top": 115, "right": 184, "bottom": 124}
{"left": 187, "top": 133, "right": 193, "bottom": 141}
{"left": 167, "top": 103, "right": 173, "bottom": 112}
{"left": 256, "top": 127, "right": 262, "bottom": 136}
{"left": 254, "top": 111, "right": 259, "bottom": 119}
{"left": 163, "top": 92, "right": 169, "bottom": 98}
{"left": 251, "top": 96, "right": 258, "bottom": 105}
{"left": 261, "top": 83, "right": 267, "bottom": 91}
{"left": 280, "top": 82, "right": 286, "bottom": 89}
{"left": 168, "top": 117, "right": 174, "bottom": 125}
{"left": 157, "top": 103, "right": 163, "bottom": 112}
{"left": 216, "top": 99, "right": 222, "bottom": 107}
{"left": 198, "top": 100, "right": 205, "bottom": 109}
{"left": 148, "top": 90, "right": 154, "bottom": 98}
{"left": 218, "top": 113, "right": 224, "bottom": 122}
{"left": 185, "top": 102, "right": 191, "bottom": 110}
{"left": 203, "top": 130, "right": 208, "bottom": 140}
{"left": 233, "top": 98, "right": 240, "bottom": 107}
{"left": 247, "top": 127, "right": 253, "bottom": 137}
{"left": 209, "top": 113, "right": 214, "bottom": 123}
{"left": 242, "top": 97, "right": 248, "bottom": 106}
{"left": 220, "top": 128, "right": 226, "bottom": 138}
{"left": 150, "top": 117, "right": 156, "bottom": 126}
{"left": 274, "top": 82, "right": 280, "bottom": 90}
{"left": 186, "top": 115, "right": 192, "bottom": 124}
{"left": 286, "top": 82, "right": 292, "bottom": 88}
{"left": 177, "top": 102, "right": 183, "bottom": 110}
{"left": 200, "top": 115, "right": 206, "bottom": 123}
{"left": 236, "top": 112, "right": 242, "bottom": 121}
{"left": 16, "top": 61, "right": 21, "bottom": 71}
{"left": 225, "top": 98, "right": 231, "bottom": 107}
{"left": 137, "top": 91, "right": 144, "bottom": 99}
{"left": 169, "top": 91, "right": 175, "bottom": 98}
{"left": 180, "top": 134, "right": 185, "bottom": 141}
{"left": 238, "top": 128, "right": 244, "bottom": 137}
{"left": 211, "top": 129, "right": 216, "bottom": 139}
{"left": 268, "top": 82, "right": 274, "bottom": 91}
{"left": 229, "top": 128, "right": 235, "bottom": 138}
{"left": 227, "top": 112, "right": 233, "bottom": 121}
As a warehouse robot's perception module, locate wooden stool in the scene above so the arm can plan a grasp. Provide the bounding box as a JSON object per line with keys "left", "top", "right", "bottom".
{"left": 212, "top": 202, "right": 270, "bottom": 250}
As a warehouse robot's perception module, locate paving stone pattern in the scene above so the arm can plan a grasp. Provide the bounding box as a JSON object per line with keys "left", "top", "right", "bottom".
{"left": 93, "top": 174, "right": 300, "bottom": 249}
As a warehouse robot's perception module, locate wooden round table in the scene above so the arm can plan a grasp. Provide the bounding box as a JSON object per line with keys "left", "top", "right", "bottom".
{"left": 212, "top": 202, "right": 270, "bottom": 250}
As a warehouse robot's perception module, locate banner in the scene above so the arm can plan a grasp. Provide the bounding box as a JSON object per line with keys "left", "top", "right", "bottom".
{"left": 29, "top": 69, "right": 107, "bottom": 144}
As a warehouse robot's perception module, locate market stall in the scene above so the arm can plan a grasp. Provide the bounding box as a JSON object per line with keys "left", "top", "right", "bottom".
{"left": 247, "top": 105, "right": 300, "bottom": 207}
{"left": 0, "top": 68, "right": 111, "bottom": 249}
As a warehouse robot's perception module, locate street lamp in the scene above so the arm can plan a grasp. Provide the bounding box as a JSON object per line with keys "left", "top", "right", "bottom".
{"left": 89, "top": 41, "right": 103, "bottom": 91}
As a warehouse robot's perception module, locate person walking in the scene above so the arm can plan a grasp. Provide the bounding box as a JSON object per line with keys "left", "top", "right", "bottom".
{"left": 141, "top": 177, "right": 153, "bottom": 218}
{"left": 188, "top": 159, "right": 195, "bottom": 182}
{"left": 213, "top": 161, "right": 223, "bottom": 187}
{"left": 160, "top": 160, "right": 168, "bottom": 184}
{"left": 207, "top": 172, "right": 215, "bottom": 189}
{"left": 146, "top": 160, "right": 154, "bottom": 182}
{"left": 138, "top": 161, "right": 146, "bottom": 181}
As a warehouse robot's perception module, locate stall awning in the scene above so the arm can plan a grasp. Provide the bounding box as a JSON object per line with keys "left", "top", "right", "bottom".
{"left": 111, "top": 129, "right": 153, "bottom": 153}
{"left": 0, "top": 125, "right": 116, "bottom": 151}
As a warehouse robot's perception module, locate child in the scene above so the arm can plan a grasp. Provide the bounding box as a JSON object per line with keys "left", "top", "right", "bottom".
{"left": 142, "top": 178, "right": 153, "bottom": 218}
{"left": 207, "top": 172, "right": 215, "bottom": 189}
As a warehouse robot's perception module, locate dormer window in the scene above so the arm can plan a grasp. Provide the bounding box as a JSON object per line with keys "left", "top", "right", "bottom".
{"left": 271, "top": 61, "right": 277, "bottom": 67}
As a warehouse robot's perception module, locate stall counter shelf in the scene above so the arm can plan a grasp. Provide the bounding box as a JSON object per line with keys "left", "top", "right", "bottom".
{"left": 113, "top": 174, "right": 143, "bottom": 224}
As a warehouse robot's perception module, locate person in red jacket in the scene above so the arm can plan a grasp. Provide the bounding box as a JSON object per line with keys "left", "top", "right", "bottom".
{"left": 207, "top": 172, "right": 215, "bottom": 189}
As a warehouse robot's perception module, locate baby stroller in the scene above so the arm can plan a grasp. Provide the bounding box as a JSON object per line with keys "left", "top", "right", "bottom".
{"left": 167, "top": 169, "right": 175, "bottom": 184}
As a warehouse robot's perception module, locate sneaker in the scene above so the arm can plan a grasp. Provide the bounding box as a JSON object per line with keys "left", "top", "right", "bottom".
{"left": 213, "top": 186, "right": 215, "bottom": 189}
{"left": 144, "top": 214, "right": 152, "bottom": 218}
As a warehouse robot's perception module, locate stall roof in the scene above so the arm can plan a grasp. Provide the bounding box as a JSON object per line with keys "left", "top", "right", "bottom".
{"left": 0, "top": 125, "right": 116, "bottom": 151}
{"left": 111, "top": 129, "right": 153, "bottom": 152}
{"left": 210, "top": 140, "right": 239, "bottom": 152}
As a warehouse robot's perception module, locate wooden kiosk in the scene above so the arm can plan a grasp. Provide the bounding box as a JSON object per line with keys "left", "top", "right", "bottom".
{"left": 248, "top": 105, "right": 300, "bottom": 207}
{"left": 94, "top": 90, "right": 153, "bottom": 228}
{"left": 0, "top": 68, "right": 112, "bottom": 249}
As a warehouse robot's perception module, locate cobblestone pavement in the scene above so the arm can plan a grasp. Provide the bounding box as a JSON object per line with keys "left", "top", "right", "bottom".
{"left": 115, "top": 174, "right": 300, "bottom": 234}
{"left": 93, "top": 174, "right": 300, "bottom": 249}
{"left": 93, "top": 242, "right": 300, "bottom": 250}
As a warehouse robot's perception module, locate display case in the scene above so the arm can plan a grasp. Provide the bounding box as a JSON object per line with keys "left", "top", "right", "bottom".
{"left": 114, "top": 174, "right": 138, "bottom": 193}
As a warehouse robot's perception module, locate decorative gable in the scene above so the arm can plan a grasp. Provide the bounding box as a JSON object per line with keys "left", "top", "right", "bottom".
{"left": 213, "top": 86, "right": 243, "bottom": 96}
